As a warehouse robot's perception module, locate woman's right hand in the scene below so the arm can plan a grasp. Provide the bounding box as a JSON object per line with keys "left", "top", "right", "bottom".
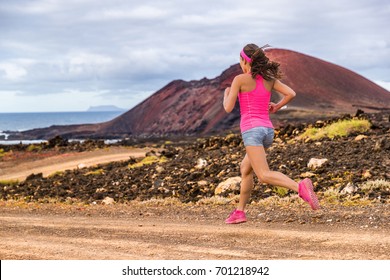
{"left": 269, "top": 102, "right": 278, "bottom": 113}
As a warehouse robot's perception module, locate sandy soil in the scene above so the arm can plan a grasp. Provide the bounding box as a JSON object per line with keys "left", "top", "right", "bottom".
{"left": 0, "top": 147, "right": 389, "bottom": 260}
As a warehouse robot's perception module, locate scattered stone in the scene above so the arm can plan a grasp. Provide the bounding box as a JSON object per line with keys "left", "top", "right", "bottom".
{"left": 25, "top": 173, "right": 43, "bottom": 181}
{"left": 78, "top": 163, "right": 87, "bottom": 169}
{"left": 102, "top": 197, "right": 115, "bottom": 205}
{"left": 47, "top": 135, "right": 69, "bottom": 148}
{"left": 354, "top": 135, "right": 367, "bottom": 141}
{"left": 341, "top": 183, "right": 357, "bottom": 195}
{"left": 362, "top": 170, "right": 372, "bottom": 178}
{"left": 155, "top": 166, "right": 165, "bottom": 173}
{"left": 355, "top": 109, "right": 365, "bottom": 117}
{"left": 374, "top": 137, "right": 387, "bottom": 151}
{"left": 197, "top": 180, "right": 208, "bottom": 187}
{"left": 300, "top": 172, "right": 316, "bottom": 178}
{"left": 279, "top": 164, "right": 287, "bottom": 170}
{"left": 214, "top": 177, "right": 241, "bottom": 195}
{"left": 351, "top": 194, "right": 361, "bottom": 200}
{"left": 307, "top": 158, "right": 328, "bottom": 169}
{"left": 195, "top": 158, "right": 208, "bottom": 169}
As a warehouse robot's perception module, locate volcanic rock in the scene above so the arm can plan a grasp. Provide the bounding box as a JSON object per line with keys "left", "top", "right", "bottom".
{"left": 308, "top": 158, "right": 328, "bottom": 169}
{"left": 195, "top": 158, "right": 208, "bottom": 169}
{"left": 354, "top": 135, "right": 367, "bottom": 141}
{"left": 102, "top": 197, "right": 115, "bottom": 205}
{"left": 215, "top": 177, "right": 241, "bottom": 195}
{"left": 341, "top": 183, "right": 358, "bottom": 195}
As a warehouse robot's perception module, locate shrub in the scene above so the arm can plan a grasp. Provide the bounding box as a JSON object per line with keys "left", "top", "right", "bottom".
{"left": 299, "top": 119, "right": 371, "bottom": 140}
{"left": 360, "top": 179, "right": 390, "bottom": 193}
{"left": 85, "top": 169, "right": 105, "bottom": 176}
{"left": 128, "top": 156, "right": 168, "bottom": 169}
{"left": 27, "top": 144, "right": 42, "bottom": 152}
{"left": 0, "top": 180, "right": 19, "bottom": 186}
{"left": 47, "top": 171, "right": 65, "bottom": 178}
{"left": 273, "top": 186, "right": 289, "bottom": 197}
{"left": 0, "top": 148, "right": 5, "bottom": 159}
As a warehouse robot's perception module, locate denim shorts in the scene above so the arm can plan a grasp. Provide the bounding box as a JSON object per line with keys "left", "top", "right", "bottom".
{"left": 241, "top": 126, "right": 274, "bottom": 148}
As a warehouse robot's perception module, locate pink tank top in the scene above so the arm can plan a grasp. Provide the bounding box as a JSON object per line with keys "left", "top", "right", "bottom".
{"left": 238, "top": 75, "right": 273, "bottom": 132}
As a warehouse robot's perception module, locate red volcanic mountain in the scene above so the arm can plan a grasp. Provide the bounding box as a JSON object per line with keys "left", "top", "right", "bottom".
{"left": 265, "top": 49, "right": 390, "bottom": 111}
{"left": 12, "top": 49, "right": 390, "bottom": 140}
{"left": 96, "top": 66, "right": 239, "bottom": 137}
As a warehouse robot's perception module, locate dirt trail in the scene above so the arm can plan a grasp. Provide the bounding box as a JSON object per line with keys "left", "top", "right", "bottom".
{"left": 0, "top": 204, "right": 389, "bottom": 260}
{"left": 0, "top": 147, "right": 148, "bottom": 181}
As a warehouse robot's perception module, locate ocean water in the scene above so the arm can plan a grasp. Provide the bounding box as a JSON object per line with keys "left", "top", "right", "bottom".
{"left": 0, "top": 111, "right": 124, "bottom": 142}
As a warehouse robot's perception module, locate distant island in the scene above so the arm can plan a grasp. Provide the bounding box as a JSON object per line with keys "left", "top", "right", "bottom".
{"left": 86, "top": 105, "right": 126, "bottom": 112}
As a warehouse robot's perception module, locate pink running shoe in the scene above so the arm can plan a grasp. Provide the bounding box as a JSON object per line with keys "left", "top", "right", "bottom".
{"left": 225, "top": 209, "right": 247, "bottom": 224}
{"left": 299, "top": 178, "right": 320, "bottom": 210}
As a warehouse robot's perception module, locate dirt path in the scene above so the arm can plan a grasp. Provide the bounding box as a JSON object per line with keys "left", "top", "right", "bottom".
{"left": 0, "top": 146, "right": 148, "bottom": 181}
{"left": 0, "top": 204, "right": 389, "bottom": 260}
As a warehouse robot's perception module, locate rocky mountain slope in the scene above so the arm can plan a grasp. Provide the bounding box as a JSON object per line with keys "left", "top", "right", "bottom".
{"left": 10, "top": 49, "right": 390, "bottom": 140}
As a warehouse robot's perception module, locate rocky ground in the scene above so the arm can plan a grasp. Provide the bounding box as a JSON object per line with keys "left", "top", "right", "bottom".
{"left": 1, "top": 111, "right": 389, "bottom": 206}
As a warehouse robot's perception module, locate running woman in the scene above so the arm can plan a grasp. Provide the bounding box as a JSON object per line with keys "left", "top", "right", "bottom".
{"left": 223, "top": 43, "right": 320, "bottom": 224}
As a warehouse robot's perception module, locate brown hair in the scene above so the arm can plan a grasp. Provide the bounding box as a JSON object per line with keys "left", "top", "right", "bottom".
{"left": 242, "top": 43, "right": 282, "bottom": 81}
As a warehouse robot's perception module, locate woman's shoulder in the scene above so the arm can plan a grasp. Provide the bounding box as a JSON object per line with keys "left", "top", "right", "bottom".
{"left": 234, "top": 73, "right": 253, "bottom": 82}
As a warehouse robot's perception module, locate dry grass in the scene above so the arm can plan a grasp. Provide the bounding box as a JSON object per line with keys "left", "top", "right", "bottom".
{"left": 0, "top": 179, "right": 19, "bottom": 186}
{"left": 299, "top": 119, "right": 371, "bottom": 140}
{"left": 47, "top": 171, "right": 65, "bottom": 178}
{"left": 360, "top": 179, "right": 390, "bottom": 193}
{"left": 128, "top": 156, "right": 168, "bottom": 169}
{"left": 196, "top": 195, "right": 236, "bottom": 205}
{"left": 138, "top": 197, "right": 183, "bottom": 206}
{"left": 85, "top": 169, "right": 105, "bottom": 176}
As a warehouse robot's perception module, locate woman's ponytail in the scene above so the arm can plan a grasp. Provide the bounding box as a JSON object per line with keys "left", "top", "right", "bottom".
{"left": 243, "top": 44, "right": 282, "bottom": 81}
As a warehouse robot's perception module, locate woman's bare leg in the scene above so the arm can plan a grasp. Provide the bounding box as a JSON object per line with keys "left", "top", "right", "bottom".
{"left": 237, "top": 154, "right": 254, "bottom": 211}
{"left": 245, "top": 146, "right": 299, "bottom": 192}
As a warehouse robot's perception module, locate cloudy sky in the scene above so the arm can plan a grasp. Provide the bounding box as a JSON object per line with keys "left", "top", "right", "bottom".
{"left": 0, "top": 0, "right": 389, "bottom": 112}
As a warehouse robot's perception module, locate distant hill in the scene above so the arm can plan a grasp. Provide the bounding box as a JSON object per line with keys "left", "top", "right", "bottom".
{"left": 10, "top": 48, "right": 390, "bottom": 140}
{"left": 87, "top": 105, "right": 126, "bottom": 112}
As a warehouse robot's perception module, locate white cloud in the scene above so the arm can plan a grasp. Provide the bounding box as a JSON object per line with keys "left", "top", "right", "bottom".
{"left": 0, "top": 63, "right": 27, "bottom": 81}
{"left": 84, "top": 5, "right": 168, "bottom": 21}
{"left": 66, "top": 52, "right": 113, "bottom": 75}
{"left": 0, "top": 0, "right": 389, "bottom": 112}
{"left": 0, "top": 0, "right": 97, "bottom": 15}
